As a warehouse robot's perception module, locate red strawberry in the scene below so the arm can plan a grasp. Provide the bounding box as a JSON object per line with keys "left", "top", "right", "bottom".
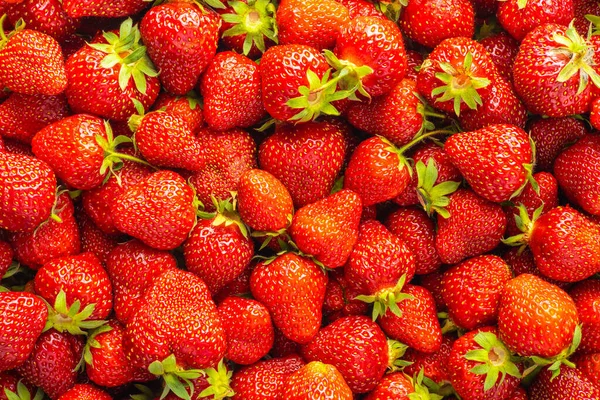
{"left": 0, "top": 240, "right": 12, "bottom": 279}
{"left": 111, "top": 170, "right": 197, "bottom": 250}
{"left": 0, "top": 152, "right": 56, "bottom": 232}
{"left": 140, "top": 2, "right": 221, "bottom": 95}
{"left": 418, "top": 269, "right": 448, "bottom": 311}
{"left": 572, "top": 352, "right": 600, "bottom": 385}
{"left": 498, "top": 0, "right": 574, "bottom": 41}
{"left": 0, "top": 23, "right": 67, "bottom": 95}
{"left": 300, "top": 315, "right": 389, "bottom": 393}
{"left": 444, "top": 124, "right": 534, "bottom": 203}
{"left": 151, "top": 92, "right": 204, "bottom": 134}
{"left": 0, "top": 291, "right": 47, "bottom": 372}
{"left": 213, "top": 261, "right": 255, "bottom": 305}
{"left": 574, "top": 0, "right": 600, "bottom": 36}
{"left": 554, "top": 135, "right": 600, "bottom": 216}
{"left": 65, "top": 19, "right": 160, "bottom": 121}
{"left": 281, "top": 361, "right": 353, "bottom": 399}
{"left": 6, "top": 0, "right": 79, "bottom": 41}
{"left": 105, "top": 240, "right": 177, "bottom": 325}
{"left": 0, "top": 371, "right": 20, "bottom": 400}
{"left": 529, "top": 117, "right": 588, "bottom": 172}
{"left": 502, "top": 247, "right": 568, "bottom": 289}
{"left": 56, "top": 384, "right": 112, "bottom": 400}
{"left": 528, "top": 365, "right": 600, "bottom": 399}
{"left": 230, "top": 354, "right": 304, "bottom": 399}
{"left": 258, "top": 120, "right": 346, "bottom": 208}
{"left": 405, "top": 49, "right": 424, "bottom": 81}
{"left": 250, "top": 253, "right": 327, "bottom": 344}
{"left": 364, "top": 372, "right": 414, "bottom": 399}
{"left": 513, "top": 23, "right": 600, "bottom": 117}
{"left": 435, "top": 189, "right": 507, "bottom": 265}
{"left": 336, "top": 0, "right": 384, "bottom": 19}
{"left": 498, "top": 273, "right": 579, "bottom": 358}
{"left": 0, "top": 93, "right": 69, "bottom": 144}
{"left": 399, "top": 0, "right": 475, "bottom": 49}
{"left": 479, "top": 31, "right": 519, "bottom": 84}
{"left": 290, "top": 189, "right": 362, "bottom": 269}
{"left": 322, "top": 270, "right": 369, "bottom": 322}
{"left": 62, "top": 0, "right": 149, "bottom": 18}
{"left": 569, "top": 280, "right": 600, "bottom": 354}
{"left": 200, "top": 51, "right": 266, "bottom": 131}
{"left": 441, "top": 255, "right": 513, "bottom": 330}
{"left": 403, "top": 335, "right": 454, "bottom": 384}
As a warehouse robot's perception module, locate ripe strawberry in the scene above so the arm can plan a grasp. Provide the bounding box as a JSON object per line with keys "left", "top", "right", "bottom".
{"left": 569, "top": 280, "right": 600, "bottom": 354}
{"left": 497, "top": 0, "right": 574, "bottom": 41}
{"left": 444, "top": 124, "right": 534, "bottom": 203}
{"left": 200, "top": 51, "right": 265, "bottom": 131}
{"left": 479, "top": 31, "right": 519, "bottom": 84}
{"left": 76, "top": 211, "right": 117, "bottom": 265}
{"left": 65, "top": 19, "right": 160, "bottom": 121}
{"left": 151, "top": 92, "right": 204, "bottom": 134}
{"left": 378, "top": 284, "right": 443, "bottom": 354}
{"left": 528, "top": 116, "right": 587, "bottom": 171}
{"left": 230, "top": 354, "right": 304, "bottom": 399}
{"left": 57, "top": 384, "right": 112, "bottom": 400}
{"left": 301, "top": 315, "right": 389, "bottom": 393}
{"left": 140, "top": 2, "right": 221, "bottom": 95}
{"left": 0, "top": 371, "right": 20, "bottom": 400}
{"left": 364, "top": 372, "right": 414, "bottom": 399}
{"left": 6, "top": 0, "right": 79, "bottom": 41}
{"left": 290, "top": 189, "right": 362, "bottom": 269}
{"left": 435, "top": 189, "right": 507, "bottom": 265}
{"left": 554, "top": 135, "right": 600, "bottom": 216}
{"left": 0, "top": 291, "right": 47, "bottom": 372}
{"left": 111, "top": 170, "right": 197, "bottom": 250}
{"left": 322, "top": 270, "right": 369, "bottom": 322}
{"left": 441, "top": 255, "right": 513, "bottom": 330}
{"left": 124, "top": 269, "right": 226, "bottom": 371}
{"left": 0, "top": 93, "right": 69, "bottom": 144}
{"left": 498, "top": 273, "right": 579, "bottom": 357}
{"left": 250, "top": 253, "right": 327, "bottom": 344}
{"left": 62, "top": 0, "right": 149, "bottom": 18}
{"left": 528, "top": 365, "right": 600, "bottom": 399}
{"left": 258, "top": 120, "right": 346, "bottom": 208}
{"left": 0, "top": 22, "right": 67, "bottom": 96}
{"left": 106, "top": 240, "right": 177, "bottom": 325}
{"left": 0, "top": 152, "right": 56, "bottom": 232}
{"left": 417, "top": 269, "right": 448, "bottom": 311}
{"left": 448, "top": 327, "right": 522, "bottom": 400}
{"left": 8, "top": 191, "right": 81, "bottom": 269}
{"left": 574, "top": 0, "right": 600, "bottom": 36}
{"left": 399, "top": 0, "right": 475, "bottom": 49}
{"left": 282, "top": 361, "right": 353, "bottom": 399}
{"left": 572, "top": 352, "right": 600, "bottom": 384}
{"left": 513, "top": 23, "right": 600, "bottom": 117}
{"left": 403, "top": 335, "right": 454, "bottom": 384}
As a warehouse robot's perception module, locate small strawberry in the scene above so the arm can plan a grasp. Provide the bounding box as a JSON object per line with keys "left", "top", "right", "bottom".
{"left": 528, "top": 365, "right": 600, "bottom": 399}
{"left": 569, "top": 280, "right": 600, "bottom": 354}
{"left": 250, "top": 253, "right": 327, "bottom": 344}
{"left": 6, "top": 0, "right": 79, "bottom": 41}
{"left": 281, "top": 361, "right": 353, "bottom": 399}
{"left": 497, "top": 0, "right": 574, "bottom": 41}
{"left": 140, "top": 2, "right": 221, "bottom": 95}
{"left": 364, "top": 370, "right": 443, "bottom": 400}
{"left": 62, "top": 0, "right": 149, "bottom": 18}
{"left": 290, "top": 189, "right": 362, "bottom": 269}
{"left": 502, "top": 247, "right": 568, "bottom": 289}
{"left": 0, "top": 291, "right": 47, "bottom": 372}
{"left": 56, "top": 384, "right": 112, "bottom": 400}
{"left": 151, "top": 92, "right": 204, "bottom": 134}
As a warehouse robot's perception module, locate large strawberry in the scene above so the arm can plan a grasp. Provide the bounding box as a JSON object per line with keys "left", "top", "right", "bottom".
{"left": 6, "top": 0, "right": 79, "bottom": 41}
{"left": 250, "top": 253, "right": 327, "bottom": 344}
{"left": 0, "top": 291, "right": 47, "bottom": 372}
{"left": 281, "top": 361, "right": 353, "bottom": 399}
{"left": 140, "top": 1, "right": 221, "bottom": 95}
{"left": 497, "top": 0, "right": 574, "bottom": 41}
{"left": 230, "top": 355, "right": 304, "bottom": 399}
{"left": 569, "top": 279, "right": 600, "bottom": 354}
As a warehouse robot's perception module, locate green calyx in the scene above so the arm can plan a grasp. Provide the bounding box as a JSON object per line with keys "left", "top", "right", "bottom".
{"left": 221, "top": 0, "right": 278, "bottom": 55}
{"left": 4, "top": 381, "right": 45, "bottom": 400}
{"left": 517, "top": 0, "right": 528, "bottom": 9}
{"left": 130, "top": 384, "right": 155, "bottom": 400}
{"left": 356, "top": 274, "right": 414, "bottom": 321}
{"left": 88, "top": 18, "right": 158, "bottom": 94}
{"left": 374, "top": 0, "right": 407, "bottom": 22}
{"left": 408, "top": 369, "right": 444, "bottom": 400}
{"left": 324, "top": 50, "right": 375, "bottom": 101}
{"left": 432, "top": 52, "right": 491, "bottom": 117}
{"left": 76, "top": 324, "right": 113, "bottom": 371}
{"left": 387, "top": 339, "right": 413, "bottom": 372}
{"left": 552, "top": 23, "right": 600, "bottom": 94}
{"left": 197, "top": 359, "right": 235, "bottom": 400}
{"left": 501, "top": 203, "right": 544, "bottom": 251}
{"left": 464, "top": 331, "right": 522, "bottom": 392}
{"left": 0, "top": 15, "right": 25, "bottom": 51}
{"left": 43, "top": 290, "right": 107, "bottom": 336}
{"left": 196, "top": 193, "right": 250, "bottom": 239}
{"left": 415, "top": 159, "right": 461, "bottom": 219}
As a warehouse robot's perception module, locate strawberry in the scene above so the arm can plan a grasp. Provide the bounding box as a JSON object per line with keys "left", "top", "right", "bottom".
{"left": 365, "top": 371, "right": 444, "bottom": 400}
{"left": 441, "top": 255, "right": 513, "bottom": 330}
{"left": 418, "top": 269, "right": 448, "bottom": 311}
{"left": 378, "top": 284, "right": 443, "bottom": 354}
{"left": 8, "top": 191, "right": 81, "bottom": 269}
{"left": 258, "top": 121, "right": 346, "bottom": 208}
{"left": 322, "top": 270, "right": 369, "bottom": 322}
{"left": 405, "top": 50, "right": 424, "bottom": 81}
{"left": 574, "top": 0, "right": 600, "bottom": 36}
{"left": 0, "top": 240, "right": 12, "bottom": 279}
{"left": 403, "top": 335, "right": 454, "bottom": 384}
{"left": 62, "top": 0, "right": 149, "bottom": 18}
{"left": 498, "top": 273, "right": 579, "bottom": 358}
{"left": 0, "top": 152, "right": 56, "bottom": 233}
{"left": 435, "top": 189, "right": 507, "bottom": 265}
{"left": 448, "top": 327, "right": 522, "bottom": 400}
{"left": 65, "top": 19, "right": 160, "bottom": 121}
{"left": 502, "top": 247, "right": 568, "bottom": 289}
{"left": 528, "top": 365, "right": 600, "bottom": 399}
{"left": 0, "top": 93, "right": 69, "bottom": 144}
{"left": 151, "top": 92, "right": 204, "bottom": 135}
{"left": 527, "top": 116, "right": 587, "bottom": 172}
{"left": 6, "top": 0, "right": 79, "bottom": 41}
{"left": 300, "top": 315, "right": 389, "bottom": 393}
{"left": 336, "top": 0, "right": 383, "bottom": 19}
{"left": 111, "top": 170, "right": 197, "bottom": 250}
{"left": 1, "top": 139, "right": 32, "bottom": 157}
{"left": 0, "top": 291, "right": 47, "bottom": 372}
{"left": 106, "top": 240, "right": 177, "bottom": 325}
{"left": 0, "top": 371, "right": 20, "bottom": 400}
{"left": 217, "top": 297, "right": 273, "bottom": 365}
{"left": 213, "top": 261, "right": 255, "bottom": 305}
{"left": 569, "top": 280, "right": 600, "bottom": 354}
{"left": 290, "top": 189, "right": 362, "bottom": 269}
{"left": 399, "top": 0, "right": 475, "bottom": 49}
{"left": 479, "top": 31, "right": 519, "bottom": 84}
{"left": 276, "top": 0, "right": 350, "bottom": 51}
{"left": 554, "top": 135, "right": 600, "bottom": 216}
{"left": 140, "top": 2, "right": 221, "bottom": 95}
{"left": 281, "top": 361, "right": 353, "bottom": 399}
{"left": 444, "top": 124, "right": 535, "bottom": 203}
{"left": 0, "top": 20, "right": 67, "bottom": 96}
{"left": 497, "top": 0, "right": 574, "bottom": 41}
{"left": 345, "top": 220, "right": 416, "bottom": 318}
{"left": 250, "top": 253, "right": 327, "bottom": 344}
{"left": 572, "top": 352, "right": 600, "bottom": 384}
{"left": 56, "top": 384, "right": 112, "bottom": 400}
{"left": 512, "top": 23, "right": 600, "bottom": 117}
{"left": 200, "top": 51, "right": 265, "bottom": 131}
{"left": 230, "top": 354, "right": 304, "bottom": 399}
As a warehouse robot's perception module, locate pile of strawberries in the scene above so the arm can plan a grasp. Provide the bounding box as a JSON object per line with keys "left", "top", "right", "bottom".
{"left": 1, "top": 0, "right": 600, "bottom": 398}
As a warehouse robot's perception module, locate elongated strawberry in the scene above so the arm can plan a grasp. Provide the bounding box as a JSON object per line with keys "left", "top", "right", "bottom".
{"left": 0, "top": 291, "right": 47, "bottom": 372}
{"left": 569, "top": 280, "right": 600, "bottom": 354}
{"left": 230, "top": 355, "right": 304, "bottom": 399}
{"left": 141, "top": 2, "right": 221, "bottom": 95}
{"left": 528, "top": 365, "right": 600, "bottom": 399}
{"left": 62, "top": 0, "right": 149, "bottom": 18}
{"left": 282, "top": 361, "right": 353, "bottom": 399}
{"left": 251, "top": 253, "right": 327, "bottom": 344}
{"left": 498, "top": 0, "right": 574, "bottom": 41}
{"left": 6, "top": 0, "right": 79, "bottom": 41}
{"left": 528, "top": 116, "right": 587, "bottom": 171}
